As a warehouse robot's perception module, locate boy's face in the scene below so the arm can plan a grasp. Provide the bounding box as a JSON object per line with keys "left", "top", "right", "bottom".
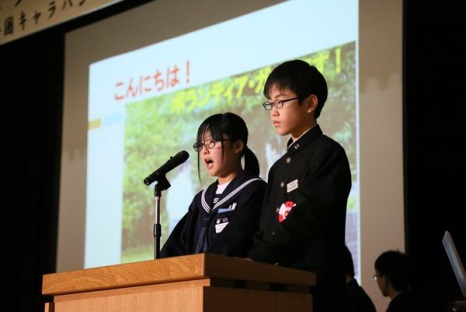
{"left": 265, "top": 85, "right": 316, "bottom": 141}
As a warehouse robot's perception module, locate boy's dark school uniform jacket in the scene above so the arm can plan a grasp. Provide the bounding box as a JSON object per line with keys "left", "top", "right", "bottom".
{"left": 160, "top": 171, "right": 266, "bottom": 258}
{"left": 248, "top": 124, "right": 352, "bottom": 284}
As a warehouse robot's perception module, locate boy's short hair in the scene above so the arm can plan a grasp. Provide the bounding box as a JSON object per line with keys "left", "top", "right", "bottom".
{"left": 263, "top": 59, "right": 328, "bottom": 118}
{"left": 374, "top": 250, "right": 411, "bottom": 291}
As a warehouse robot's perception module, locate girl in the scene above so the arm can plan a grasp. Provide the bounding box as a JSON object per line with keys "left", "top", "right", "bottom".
{"left": 159, "top": 112, "right": 266, "bottom": 258}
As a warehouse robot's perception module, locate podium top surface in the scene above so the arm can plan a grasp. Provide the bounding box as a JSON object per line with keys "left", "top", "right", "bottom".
{"left": 42, "top": 253, "right": 316, "bottom": 296}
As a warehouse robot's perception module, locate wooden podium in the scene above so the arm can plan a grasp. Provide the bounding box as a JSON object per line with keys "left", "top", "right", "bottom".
{"left": 42, "top": 253, "right": 315, "bottom": 312}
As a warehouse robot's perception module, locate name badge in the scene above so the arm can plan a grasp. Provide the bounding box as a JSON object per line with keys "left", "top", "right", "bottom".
{"left": 287, "top": 179, "right": 298, "bottom": 193}
{"left": 215, "top": 217, "right": 229, "bottom": 233}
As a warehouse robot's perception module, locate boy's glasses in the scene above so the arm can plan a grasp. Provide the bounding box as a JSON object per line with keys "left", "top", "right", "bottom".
{"left": 262, "top": 97, "right": 299, "bottom": 110}
{"left": 193, "top": 139, "right": 230, "bottom": 152}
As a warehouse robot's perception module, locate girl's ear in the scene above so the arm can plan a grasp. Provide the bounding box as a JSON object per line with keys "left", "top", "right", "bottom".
{"left": 233, "top": 139, "right": 244, "bottom": 154}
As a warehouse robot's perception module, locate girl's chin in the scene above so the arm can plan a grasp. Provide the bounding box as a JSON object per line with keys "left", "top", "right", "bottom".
{"left": 204, "top": 166, "right": 217, "bottom": 176}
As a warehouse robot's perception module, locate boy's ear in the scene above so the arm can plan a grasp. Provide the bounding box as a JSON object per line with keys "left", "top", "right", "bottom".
{"left": 306, "top": 94, "right": 318, "bottom": 113}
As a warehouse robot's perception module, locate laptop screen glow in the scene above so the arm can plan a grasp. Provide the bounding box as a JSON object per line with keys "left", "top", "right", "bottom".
{"left": 443, "top": 230, "right": 466, "bottom": 299}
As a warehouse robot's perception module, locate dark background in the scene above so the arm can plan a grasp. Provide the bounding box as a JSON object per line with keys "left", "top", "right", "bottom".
{"left": 1, "top": 1, "right": 465, "bottom": 311}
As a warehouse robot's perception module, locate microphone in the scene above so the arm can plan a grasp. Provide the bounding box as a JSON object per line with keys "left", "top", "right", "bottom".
{"left": 143, "top": 150, "right": 190, "bottom": 185}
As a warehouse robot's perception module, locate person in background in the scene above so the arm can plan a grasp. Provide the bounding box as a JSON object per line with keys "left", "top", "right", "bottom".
{"left": 159, "top": 112, "right": 266, "bottom": 258}
{"left": 343, "top": 244, "right": 377, "bottom": 312}
{"left": 247, "top": 59, "right": 352, "bottom": 312}
{"left": 374, "top": 250, "right": 418, "bottom": 312}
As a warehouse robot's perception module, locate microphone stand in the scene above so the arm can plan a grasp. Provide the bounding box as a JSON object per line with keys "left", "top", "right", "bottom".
{"left": 151, "top": 175, "right": 171, "bottom": 259}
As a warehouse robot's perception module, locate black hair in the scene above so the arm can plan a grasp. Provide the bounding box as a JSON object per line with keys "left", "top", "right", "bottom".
{"left": 263, "top": 59, "right": 328, "bottom": 118}
{"left": 195, "top": 112, "right": 260, "bottom": 180}
{"left": 374, "top": 250, "right": 411, "bottom": 291}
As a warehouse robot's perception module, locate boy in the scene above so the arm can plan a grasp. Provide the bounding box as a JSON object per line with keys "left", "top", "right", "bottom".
{"left": 374, "top": 250, "right": 418, "bottom": 312}
{"left": 247, "top": 59, "right": 352, "bottom": 312}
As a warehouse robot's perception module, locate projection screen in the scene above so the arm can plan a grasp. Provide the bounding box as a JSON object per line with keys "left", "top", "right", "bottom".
{"left": 59, "top": 0, "right": 403, "bottom": 310}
